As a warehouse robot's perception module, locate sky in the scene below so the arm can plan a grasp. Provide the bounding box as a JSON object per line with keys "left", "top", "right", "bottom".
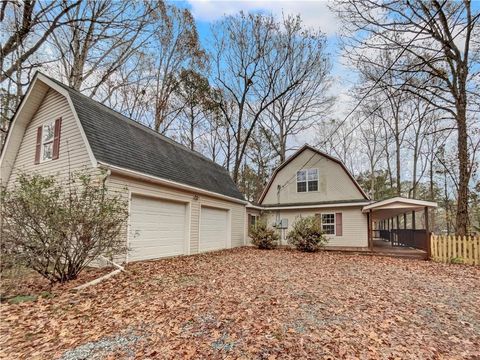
{"left": 176, "top": 0, "right": 352, "bottom": 145}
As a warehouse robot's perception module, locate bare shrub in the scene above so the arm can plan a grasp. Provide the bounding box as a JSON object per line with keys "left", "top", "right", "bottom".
{"left": 0, "top": 171, "right": 128, "bottom": 283}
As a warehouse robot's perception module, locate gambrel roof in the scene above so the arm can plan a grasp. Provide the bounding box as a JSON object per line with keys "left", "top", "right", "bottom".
{"left": 258, "top": 144, "right": 369, "bottom": 203}
{"left": 1, "top": 73, "right": 244, "bottom": 201}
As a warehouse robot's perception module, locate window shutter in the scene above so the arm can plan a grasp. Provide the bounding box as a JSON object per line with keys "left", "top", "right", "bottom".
{"left": 247, "top": 215, "right": 252, "bottom": 235}
{"left": 315, "top": 213, "right": 321, "bottom": 227}
{"left": 335, "top": 212, "right": 343, "bottom": 236}
{"left": 52, "top": 117, "right": 62, "bottom": 159}
{"left": 34, "top": 126, "right": 42, "bottom": 164}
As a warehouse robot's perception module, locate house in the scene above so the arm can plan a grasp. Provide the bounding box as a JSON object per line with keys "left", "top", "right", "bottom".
{"left": 0, "top": 72, "right": 247, "bottom": 262}
{"left": 246, "top": 145, "right": 372, "bottom": 250}
{"left": 246, "top": 145, "right": 439, "bottom": 254}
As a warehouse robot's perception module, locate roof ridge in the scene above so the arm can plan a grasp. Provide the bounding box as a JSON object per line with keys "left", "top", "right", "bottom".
{"left": 39, "top": 72, "right": 226, "bottom": 171}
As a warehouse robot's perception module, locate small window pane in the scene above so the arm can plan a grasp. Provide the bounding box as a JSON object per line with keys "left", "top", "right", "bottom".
{"left": 307, "top": 169, "right": 318, "bottom": 180}
{"left": 42, "top": 142, "right": 53, "bottom": 160}
{"left": 322, "top": 213, "right": 335, "bottom": 224}
{"left": 297, "top": 181, "right": 307, "bottom": 192}
{"left": 322, "top": 224, "right": 335, "bottom": 234}
{"left": 43, "top": 123, "right": 55, "bottom": 142}
{"left": 308, "top": 180, "right": 318, "bottom": 191}
{"left": 297, "top": 170, "right": 306, "bottom": 182}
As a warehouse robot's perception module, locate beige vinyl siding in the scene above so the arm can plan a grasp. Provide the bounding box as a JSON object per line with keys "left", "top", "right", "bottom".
{"left": 106, "top": 173, "right": 245, "bottom": 261}
{"left": 264, "top": 206, "right": 368, "bottom": 249}
{"left": 0, "top": 81, "right": 50, "bottom": 184}
{"left": 7, "top": 88, "right": 97, "bottom": 187}
{"left": 262, "top": 148, "right": 365, "bottom": 205}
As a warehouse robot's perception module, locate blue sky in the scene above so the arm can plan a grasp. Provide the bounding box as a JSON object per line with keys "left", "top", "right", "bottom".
{"left": 175, "top": 0, "right": 353, "bottom": 137}
{"left": 177, "top": 0, "right": 347, "bottom": 75}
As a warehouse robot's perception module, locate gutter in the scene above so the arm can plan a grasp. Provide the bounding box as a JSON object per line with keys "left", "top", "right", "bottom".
{"left": 97, "top": 162, "right": 248, "bottom": 205}
{"left": 258, "top": 202, "right": 372, "bottom": 211}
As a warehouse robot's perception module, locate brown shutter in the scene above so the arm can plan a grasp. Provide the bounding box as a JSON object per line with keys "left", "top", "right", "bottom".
{"left": 315, "top": 213, "right": 321, "bottom": 227}
{"left": 335, "top": 212, "right": 343, "bottom": 236}
{"left": 52, "top": 117, "right": 62, "bottom": 160}
{"left": 34, "top": 126, "right": 42, "bottom": 164}
{"left": 247, "top": 214, "right": 252, "bottom": 235}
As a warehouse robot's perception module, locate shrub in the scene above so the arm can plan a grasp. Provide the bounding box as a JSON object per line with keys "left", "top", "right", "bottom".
{"left": 287, "top": 216, "right": 328, "bottom": 252}
{"left": 250, "top": 220, "right": 279, "bottom": 249}
{"left": 0, "top": 171, "right": 128, "bottom": 283}
{"left": 450, "top": 257, "right": 464, "bottom": 264}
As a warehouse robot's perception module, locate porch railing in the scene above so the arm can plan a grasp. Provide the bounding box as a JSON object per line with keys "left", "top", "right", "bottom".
{"left": 375, "top": 229, "right": 428, "bottom": 252}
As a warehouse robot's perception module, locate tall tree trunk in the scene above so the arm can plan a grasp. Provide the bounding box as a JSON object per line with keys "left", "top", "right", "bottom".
{"left": 455, "top": 92, "right": 469, "bottom": 235}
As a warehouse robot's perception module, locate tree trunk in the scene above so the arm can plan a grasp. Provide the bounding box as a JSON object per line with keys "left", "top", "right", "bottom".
{"left": 455, "top": 92, "right": 469, "bottom": 235}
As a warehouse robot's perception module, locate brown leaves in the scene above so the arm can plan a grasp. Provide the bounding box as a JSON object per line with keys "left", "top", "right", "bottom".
{"left": 1, "top": 248, "right": 479, "bottom": 359}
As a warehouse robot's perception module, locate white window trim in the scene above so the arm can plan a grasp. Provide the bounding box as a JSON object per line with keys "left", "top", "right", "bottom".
{"left": 296, "top": 168, "right": 319, "bottom": 193}
{"left": 40, "top": 120, "right": 55, "bottom": 163}
{"left": 321, "top": 212, "right": 336, "bottom": 236}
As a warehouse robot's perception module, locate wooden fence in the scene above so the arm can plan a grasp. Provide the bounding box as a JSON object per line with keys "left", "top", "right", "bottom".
{"left": 430, "top": 234, "right": 480, "bottom": 265}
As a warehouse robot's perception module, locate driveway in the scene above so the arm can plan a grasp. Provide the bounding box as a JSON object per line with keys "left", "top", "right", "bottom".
{"left": 1, "top": 248, "right": 479, "bottom": 359}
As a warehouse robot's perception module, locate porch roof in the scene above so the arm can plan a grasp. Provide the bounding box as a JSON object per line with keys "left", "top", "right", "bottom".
{"left": 362, "top": 197, "right": 437, "bottom": 221}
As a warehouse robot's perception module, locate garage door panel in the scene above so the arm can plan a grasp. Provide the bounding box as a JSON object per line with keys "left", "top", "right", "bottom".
{"left": 200, "top": 207, "right": 228, "bottom": 252}
{"left": 129, "top": 195, "right": 187, "bottom": 261}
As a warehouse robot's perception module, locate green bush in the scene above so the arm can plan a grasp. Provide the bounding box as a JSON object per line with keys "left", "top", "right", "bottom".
{"left": 0, "top": 171, "right": 128, "bottom": 283}
{"left": 287, "top": 216, "right": 328, "bottom": 252}
{"left": 450, "top": 257, "right": 464, "bottom": 264}
{"left": 250, "top": 220, "right": 279, "bottom": 250}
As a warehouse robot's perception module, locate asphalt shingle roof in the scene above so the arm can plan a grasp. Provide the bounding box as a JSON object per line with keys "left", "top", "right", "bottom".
{"left": 47, "top": 75, "right": 244, "bottom": 201}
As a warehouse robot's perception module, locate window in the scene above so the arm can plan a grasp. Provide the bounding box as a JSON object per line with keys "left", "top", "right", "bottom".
{"left": 249, "top": 214, "right": 258, "bottom": 235}
{"left": 297, "top": 168, "right": 318, "bottom": 192}
{"left": 250, "top": 215, "right": 257, "bottom": 228}
{"left": 321, "top": 213, "right": 335, "bottom": 235}
{"left": 41, "top": 121, "right": 55, "bottom": 162}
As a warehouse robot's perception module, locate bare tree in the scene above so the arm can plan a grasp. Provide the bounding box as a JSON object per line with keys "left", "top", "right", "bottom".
{"left": 49, "top": 0, "right": 157, "bottom": 97}
{"left": 212, "top": 13, "right": 321, "bottom": 183}
{"left": 172, "top": 69, "right": 215, "bottom": 151}
{"left": 150, "top": 5, "right": 205, "bottom": 133}
{"left": 0, "top": 0, "right": 81, "bottom": 83}
{"left": 259, "top": 16, "right": 333, "bottom": 163}
{"left": 359, "top": 112, "right": 385, "bottom": 199}
{"left": 334, "top": 0, "right": 480, "bottom": 234}
{"left": 0, "top": 0, "right": 81, "bottom": 144}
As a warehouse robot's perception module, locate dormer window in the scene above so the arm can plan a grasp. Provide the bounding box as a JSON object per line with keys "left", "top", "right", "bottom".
{"left": 297, "top": 168, "right": 318, "bottom": 192}
{"left": 34, "top": 118, "right": 62, "bottom": 164}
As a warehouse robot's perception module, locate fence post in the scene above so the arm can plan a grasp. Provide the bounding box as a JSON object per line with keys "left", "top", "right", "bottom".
{"left": 424, "top": 206, "right": 431, "bottom": 259}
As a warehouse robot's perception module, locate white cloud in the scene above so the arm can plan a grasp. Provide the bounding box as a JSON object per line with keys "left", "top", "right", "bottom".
{"left": 186, "top": 0, "right": 340, "bottom": 35}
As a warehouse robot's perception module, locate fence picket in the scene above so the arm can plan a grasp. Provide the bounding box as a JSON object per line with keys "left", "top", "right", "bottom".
{"left": 430, "top": 234, "right": 479, "bottom": 266}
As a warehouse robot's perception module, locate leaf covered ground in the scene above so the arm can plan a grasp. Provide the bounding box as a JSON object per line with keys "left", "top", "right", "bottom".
{"left": 1, "top": 247, "right": 479, "bottom": 359}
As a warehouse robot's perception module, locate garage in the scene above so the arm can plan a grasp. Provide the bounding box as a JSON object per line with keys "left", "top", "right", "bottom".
{"left": 200, "top": 206, "right": 229, "bottom": 252}
{"left": 129, "top": 195, "right": 187, "bottom": 261}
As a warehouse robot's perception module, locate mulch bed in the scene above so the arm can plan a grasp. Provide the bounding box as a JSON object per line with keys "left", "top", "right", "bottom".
{"left": 1, "top": 247, "right": 479, "bottom": 359}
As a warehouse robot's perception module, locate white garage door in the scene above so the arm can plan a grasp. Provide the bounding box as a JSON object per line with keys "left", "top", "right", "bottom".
{"left": 129, "top": 195, "right": 187, "bottom": 261}
{"left": 200, "top": 207, "right": 229, "bottom": 252}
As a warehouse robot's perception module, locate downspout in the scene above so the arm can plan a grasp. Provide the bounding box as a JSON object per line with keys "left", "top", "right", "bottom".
{"left": 276, "top": 184, "right": 282, "bottom": 244}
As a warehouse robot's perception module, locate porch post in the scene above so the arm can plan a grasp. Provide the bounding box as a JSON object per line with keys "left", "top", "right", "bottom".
{"left": 424, "top": 206, "right": 431, "bottom": 259}
{"left": 403, "top": 213, "right": 407, "bottom": 229}
{"left": 412, "top": 211, "right": 416, "bottom": 230}
{"left": 390, "top": 218, "right": 394, "bottom": 246}
{"left": 368, "top": 210, "right": 373, "bottom": 250}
